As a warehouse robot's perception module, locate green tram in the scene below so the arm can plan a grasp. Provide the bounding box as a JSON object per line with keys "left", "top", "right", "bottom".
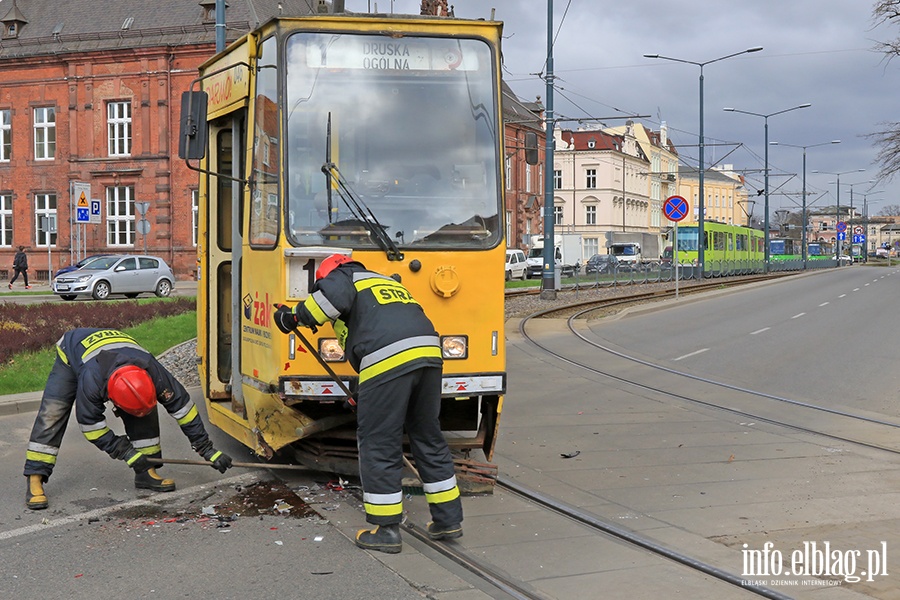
{"left": 668, "top": 222, "right": 764, "bottom": 275}
{"left": 769, "top": 238, "right": 798, "bottom": 262}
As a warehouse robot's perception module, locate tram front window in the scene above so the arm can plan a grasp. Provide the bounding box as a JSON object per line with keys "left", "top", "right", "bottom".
{"left": 675, "top": 226, "right": 699, "bottom": 252}
{"left": 284, "top": 32, "right": 500, "bottom": 251}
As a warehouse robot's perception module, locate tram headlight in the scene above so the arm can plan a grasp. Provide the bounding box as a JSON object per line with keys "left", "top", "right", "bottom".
{"left": 441, "top": 335, "right": 468, "bottom": 359}
{"left": 318, "top": 338, "right": 345, "bottom": 362}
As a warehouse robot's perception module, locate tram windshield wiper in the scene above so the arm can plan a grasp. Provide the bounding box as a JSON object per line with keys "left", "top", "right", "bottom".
{"left": 321, "top": 113, "right": 403, "bottom": 261}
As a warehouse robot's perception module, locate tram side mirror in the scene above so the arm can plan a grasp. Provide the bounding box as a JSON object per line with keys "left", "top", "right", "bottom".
{"left": 524, "top": 131, "right": 539, "bottom": 166}
{"left": 179, "top": 91, "right": 208, "bottom": 160}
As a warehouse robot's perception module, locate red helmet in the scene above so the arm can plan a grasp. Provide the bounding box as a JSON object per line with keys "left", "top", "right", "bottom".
{"left": 316, "top": 254, "right": 352, "bottom": 281}
{"left": 107, "top": 365, "right": 157, "bottom": 417}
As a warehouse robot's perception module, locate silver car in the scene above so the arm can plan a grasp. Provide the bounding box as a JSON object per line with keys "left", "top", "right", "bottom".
{"left": 52, "top": 254, "right": 175, "bottom": 301}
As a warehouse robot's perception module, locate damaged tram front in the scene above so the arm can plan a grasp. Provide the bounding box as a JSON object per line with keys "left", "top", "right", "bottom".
{"left": 179, "top": 12, "right": 508, "bottom": 478}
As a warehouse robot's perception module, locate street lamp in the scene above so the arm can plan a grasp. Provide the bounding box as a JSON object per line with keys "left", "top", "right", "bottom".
{"left": 812, "top": 168, "right": 866, "bottom": 265}
{"left": 644, "top": 46, "right": 763, "bottom": 275}
{"left": 723, "top": 103, "right": 811, "bottom": 272}
{"left": 863, "top": 195, "right": 884, "bottom": 262}
{"left": 769, "top": 140, "right": 840, "bottom": 268}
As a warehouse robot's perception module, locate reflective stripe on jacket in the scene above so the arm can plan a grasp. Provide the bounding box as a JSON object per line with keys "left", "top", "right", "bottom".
{"left": 295, "top": 263, "right": 442, "bottom": 389}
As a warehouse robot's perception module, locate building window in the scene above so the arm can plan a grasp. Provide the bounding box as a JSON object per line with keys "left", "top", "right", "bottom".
{"left": 192, "top": 189, "right": 199, "bottom": 247}
{"left": 107, "top": 185, "right": 135, "bottom": 246}
{"left": 586, "top": 169, "right": 596, "bottom": 189}
{"left": 553, "top": 205, "right": 563, "bottom": 225}
{"left": 0, "top": 110, "right": 10, "bottom": 162}
{"left": 506, "top": 210, "right": 512, "bottom": 245}
{"left": 554, "top": 169, "right": 562, "bottom": 190}
{"left": 34, "top": 193, "right": 57, "bottom": 247}
{"left": 34, "top": 107, "right": 56, "bottom": 160}
{"left": 108, "top": 101, "right": 132, "bottom": 156}
{"left": 586, "top": 205, "right": 596, "bottom": 225}
{"left": 0, "top": 194, "right": 11, "bottom": 246}
{"left": 584, "top": 237, "right": 598, "bottom": 257}
{"left": 505, "top": 155, "right": 511, "bottom": 190}
{"left": 525, "top": 164, "right": 532, "bottom": 192}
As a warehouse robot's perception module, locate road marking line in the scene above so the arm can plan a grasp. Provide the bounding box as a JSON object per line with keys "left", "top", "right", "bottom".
{"left": 0, "top": 472, "right": 257, "bottom": 541}
{"left": 750, "top": 327, "right": 770, "bottom": 335}
{"left": 791, "top": 313, "right": 805, "bottom": 319}
{"left": 673, "top": 348, "right": 709, "bottom": 361}
{"left": 853, "top": 288, "right": 860, "bottom": 292}
{"left": 839, "top": 294, "right": 847, "bottom": 298}
{"left": 819, "top": 302, "right": 829, "bottom": 307}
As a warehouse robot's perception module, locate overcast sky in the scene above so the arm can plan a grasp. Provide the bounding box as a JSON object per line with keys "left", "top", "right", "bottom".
{"left": 345, "top": 0, "right": 900, "bottom": 219}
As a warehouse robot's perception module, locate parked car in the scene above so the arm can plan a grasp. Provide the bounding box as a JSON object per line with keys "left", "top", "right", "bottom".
{"left": 52, "top": 254, "right": 175, "bottom": 300}
{"left": 505, "top": 249, "right": 528, "bottom": 281}
{"left": 53, "top": 254, "right": 114, "bottom": 279}
{"left": 584, "top": 253, "right": 619, "bottom": 274}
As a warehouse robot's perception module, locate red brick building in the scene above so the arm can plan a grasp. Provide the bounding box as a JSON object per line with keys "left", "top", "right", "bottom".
{"left": 0, "top": 0, "right": 315, "bottom": 281}
{"left": 502, "top": 82, "right": 544, "bottom": 251}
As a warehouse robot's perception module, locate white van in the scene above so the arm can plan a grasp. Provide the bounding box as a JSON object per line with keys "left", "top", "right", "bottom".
{"left": 505, "top": 249, "right": 527, "bottom": 281}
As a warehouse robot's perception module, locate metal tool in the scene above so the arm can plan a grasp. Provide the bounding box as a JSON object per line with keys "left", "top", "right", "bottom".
{"left": 147, "top": 457, "right": 314, "bottom": 471}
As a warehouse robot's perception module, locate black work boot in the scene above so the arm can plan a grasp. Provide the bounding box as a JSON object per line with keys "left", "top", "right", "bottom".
{"left": 26, "top": 475, "right": 49, "bottom": 510}
{"left": 426, "top": 521, "right": 462, "bottom": 540}
{"left": 355, "top": 524, "right": 402, "bottom": 554}
{"left": 134, "top": 468, "right": 176, "bottom": 492}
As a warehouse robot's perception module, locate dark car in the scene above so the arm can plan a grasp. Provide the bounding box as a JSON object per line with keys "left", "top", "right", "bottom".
{"left": 584, "top": 254, "right": 619, "bottom": 274}
{"left": 54, "top": 254, "right": 113, "bottom": 279}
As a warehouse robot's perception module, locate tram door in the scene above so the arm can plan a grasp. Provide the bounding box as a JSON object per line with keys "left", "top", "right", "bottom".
{"left": 203, "top": 112, "right": 246, "bottom": 416}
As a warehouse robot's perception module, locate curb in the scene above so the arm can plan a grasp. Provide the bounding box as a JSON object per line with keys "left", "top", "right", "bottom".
{"left": 0, "top": 393, "right": 42, "bottom": 417}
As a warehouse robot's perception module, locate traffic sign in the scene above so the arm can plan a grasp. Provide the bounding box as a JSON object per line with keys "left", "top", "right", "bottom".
{"left": 838, "top": 232, "right": 846, "bottom": 241}
{"left": 853, "top": 234, "right": 866, "bottom": 244}
{"left": 90, "top": 199, "right": 101, "bottom": 224}
{"left": 663, "top": 195, "right": 689, "bottom": 222}
{"left": 74, "top": 183, "right": 91, "bottom": 224}
{"left": 853, "top": 225, "right": 864, "bottom": 235}
{"left": 836, "top": 221, "right": 847, "bottom": 234}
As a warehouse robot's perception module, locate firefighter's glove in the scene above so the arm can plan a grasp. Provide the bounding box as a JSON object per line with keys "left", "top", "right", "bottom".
{"left": 273, "top": 305, "right": 301, "bottom": 334}
{"left": 127, "top": 453, "right": 152, "bottom": 474}
{"left": 194, "top": 439, "right": 233, "bottom": 473}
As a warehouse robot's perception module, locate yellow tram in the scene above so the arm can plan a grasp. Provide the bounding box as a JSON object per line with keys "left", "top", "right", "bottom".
{"left": 179, "top": 12, "right": 507, "bottom": 473}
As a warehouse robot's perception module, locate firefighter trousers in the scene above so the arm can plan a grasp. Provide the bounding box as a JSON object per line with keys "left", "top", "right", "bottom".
{"left": 356, "top": 366, "right": 462, "bottom": 527}
{"left": 24, "top": 357, "right": 163, "bottom": 480}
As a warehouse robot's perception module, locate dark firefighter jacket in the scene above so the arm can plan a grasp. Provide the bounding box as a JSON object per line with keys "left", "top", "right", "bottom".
{"left": 293, "top": 262, "right": 442, "bottom": 389}
{"left": 58, "top": 328, "right": 212, "bottom": 465}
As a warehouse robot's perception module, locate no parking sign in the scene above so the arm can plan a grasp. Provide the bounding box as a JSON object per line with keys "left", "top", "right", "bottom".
{"left": 664, "top": 195, "right": 689, "bottom": 222}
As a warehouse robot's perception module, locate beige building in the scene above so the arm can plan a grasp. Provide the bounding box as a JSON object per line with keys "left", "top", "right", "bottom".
{"left": 550, "top": 121, "right": 674, "bottom": 261}
{"left": 677, "top": 165, "right": 750, "bottom": 226}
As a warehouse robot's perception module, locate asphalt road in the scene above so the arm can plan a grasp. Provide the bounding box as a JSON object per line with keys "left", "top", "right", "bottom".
{"left": 585, "top": 265, "right": 900, "bottom": 417}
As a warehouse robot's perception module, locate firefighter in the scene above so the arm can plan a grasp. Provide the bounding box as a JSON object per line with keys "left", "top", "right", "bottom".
{"left": 23, "top": 328, "right": 233, "bottom": 510}
{"left": 273, "top": 254, "right": 462, "bottom": 554}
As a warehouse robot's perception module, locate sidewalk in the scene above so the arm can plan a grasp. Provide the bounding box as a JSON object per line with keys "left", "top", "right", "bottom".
{"left": 0, "top": 279, "right": 199, "bottom": 417}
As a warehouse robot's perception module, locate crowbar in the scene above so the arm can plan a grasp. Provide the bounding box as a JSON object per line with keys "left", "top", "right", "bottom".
{"left": 147, "top": 457, "right": 315, "bottom": 471}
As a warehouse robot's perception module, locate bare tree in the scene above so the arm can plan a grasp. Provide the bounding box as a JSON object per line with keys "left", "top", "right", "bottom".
{"left": 879, "top": 204, "right": 900, "bottom": 215}
{"left": 868, "top": 1, "right": 900, "bottom": 181}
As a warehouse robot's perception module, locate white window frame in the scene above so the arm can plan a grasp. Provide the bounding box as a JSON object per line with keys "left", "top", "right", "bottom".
{"left": 106, "top": 185, "right": 135, "bottom": 247}
{"left": 0, "top": 193, "right": 11, "bottom": 246}
{"left": 505, "top": 155, "right": 511, "bottom": 190}
{"left": 107, "top": 101, "right": 132, "bottom": 157}
{"left": 525, "top": 164, "right": 532, "bottom": 192}
{"left": 34, "top": 107, "right": 56, "bottom": 160}
{"left": 585, "top": 204, "right": 597, "bottom": 225}
{"left": 34, "top": 193, "right": 57, "bottom": 247}
{"left": 192, "top": 189, "right": 199, "bottom": 247}
{"left": 0, "top": 110, "right": 10, "bottom": 162}
{"left": 553, "top": 205, "right": 563, "bottom": 225}
{"left": 586, "top": 168, "right": 597, "bottom": 189}
{"left": 554, "top": 169, "right": 562, "bottom": 190}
